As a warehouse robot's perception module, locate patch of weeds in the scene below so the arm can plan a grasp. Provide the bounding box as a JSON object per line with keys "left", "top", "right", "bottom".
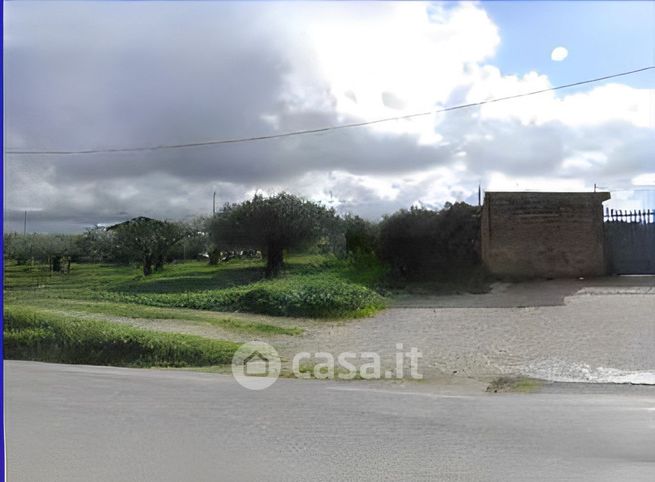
{"left": 206, "top": 318, "right": 302, "bottom": 336}
{"left": 486, "top": 376, "right": 543, "bottom": 393}
{"left": 382, "top": 265, "right": 492, "bottom": 295}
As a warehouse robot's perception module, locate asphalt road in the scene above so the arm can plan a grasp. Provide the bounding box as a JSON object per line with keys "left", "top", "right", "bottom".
{"left": 5, "top": 361, "right": 655, "bottom": 481}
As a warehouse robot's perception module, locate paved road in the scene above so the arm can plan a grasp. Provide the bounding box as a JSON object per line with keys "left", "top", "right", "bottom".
{"left": 5, "top": 361, "right": 655, "bottom": 481}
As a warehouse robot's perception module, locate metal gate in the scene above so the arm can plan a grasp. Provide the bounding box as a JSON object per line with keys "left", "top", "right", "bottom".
{"left": 604, "top": 209, "right": 655, "bottom": 274}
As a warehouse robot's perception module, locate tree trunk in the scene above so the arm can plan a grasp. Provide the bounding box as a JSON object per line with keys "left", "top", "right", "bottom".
{"left": 154, "top": 254, "right": 165, "bottom": 271}
{"left": 52, "top": 256, "right": 62, "bottom": 272}
{"left": 265, "top": 243, "right": 284, "bottom": 278}
{"left": 143, "top": 255, "right": 153, "bottom": 276}
{"left": 208, "top": 248, "right": 221, "bottom": 265}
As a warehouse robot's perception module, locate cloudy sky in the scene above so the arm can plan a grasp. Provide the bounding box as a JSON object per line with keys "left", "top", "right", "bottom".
{"left": 4, "top": 1, "right": 655, "bottom": 233}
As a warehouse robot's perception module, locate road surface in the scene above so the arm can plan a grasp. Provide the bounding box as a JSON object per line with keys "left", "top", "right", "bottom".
{"left": 4, "top": 361, "right": 655, "bottom": 481}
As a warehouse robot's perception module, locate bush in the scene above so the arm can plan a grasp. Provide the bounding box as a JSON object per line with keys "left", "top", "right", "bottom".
{"left": 378, "top": 203, "right": 480, "bottom": 279}
{"left": 4, "top": 307, "right": 239, "bottom": 367}
{"left": 90, "top": 276, "right": 386, "bottom": 318}
{"left": 343, "top": 215, "right": 378, "bottom": 256}
{"left": 234, "top": 277, "right": 386, "bottom": 318}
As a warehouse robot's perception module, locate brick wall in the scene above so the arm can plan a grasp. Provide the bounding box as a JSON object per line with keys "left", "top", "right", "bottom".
{"left": 481, "top": 192, "right": 610, "bottom": 278}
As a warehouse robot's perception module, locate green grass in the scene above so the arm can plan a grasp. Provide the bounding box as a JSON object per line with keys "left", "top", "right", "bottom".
{"left": 82, "top": 275, "right": 386, "bottom": 318}
{"left": 5, "top": 255, "right": 387, "bottom": 319}
{"left": 6, "top": 261, "right": 133, "bottom": 287}
{"left": 4, "top": 306, "right": 239, "bottom": 368}
{"left": 10, "top": 299, "right": 303, "bottom": 336}
{"left": 206, "top": 317, "right": 302, "bottom": 335}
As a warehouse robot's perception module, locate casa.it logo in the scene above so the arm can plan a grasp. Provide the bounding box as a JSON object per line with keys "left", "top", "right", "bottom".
{"left": 231, "top": 341, "right": 281, "bottom": 390}
{"left": 232, "top": 341, "right": 424, "bottom": 389}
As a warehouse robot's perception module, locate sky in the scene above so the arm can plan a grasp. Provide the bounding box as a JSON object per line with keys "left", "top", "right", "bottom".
{"left": 4, "top": 0, "right": 655, "bottom": 233}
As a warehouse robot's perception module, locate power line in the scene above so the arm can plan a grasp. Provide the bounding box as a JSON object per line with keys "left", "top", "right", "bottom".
{"left": 6, "top": 65, "right": 654, "bottom": 156}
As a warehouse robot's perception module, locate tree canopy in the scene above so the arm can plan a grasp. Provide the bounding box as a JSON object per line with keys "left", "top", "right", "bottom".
{"left": 343, "top": 214, "right": 378, "bottom": 256}
{"left": 107, "top": 217, "right": 189, "bottom": 275}
{"left": 3, "top": 233, "right": 81, "bottom": 266}
{"left": 208, "top": 193, "right": 337, "bottom": 277}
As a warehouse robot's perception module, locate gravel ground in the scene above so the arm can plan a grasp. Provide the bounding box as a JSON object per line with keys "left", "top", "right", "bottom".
{"left": 275, "top": 278, "right": 655, "bottom": 383}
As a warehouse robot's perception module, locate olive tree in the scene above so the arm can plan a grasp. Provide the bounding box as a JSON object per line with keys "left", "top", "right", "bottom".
{"left": 4, "top": 233, "right": 81, "bottom": 270}
{"left": 77, "top": 227, "right": 122, "bottom": 263}
{"left": 107, "top": 217, "right": 189, "bottom": 275}
{"left": 343, "top": 214, "right": 378, "bottom": 256}
{"left": 166, "top": 216, "right": 211, "bottom": 261}
{"left": 208, "top": 193, "right": 337, "bottom": 277}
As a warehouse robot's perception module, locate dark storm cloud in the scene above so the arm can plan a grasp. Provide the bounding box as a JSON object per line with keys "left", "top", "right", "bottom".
{"left": 5, "top": 2, "right": 453, "bottom": 206}
{"left": 4, "top": 2, "right": 654, "bottom": 232}
{"left": 6, "top": 3, "right": 289, "bottom": 152}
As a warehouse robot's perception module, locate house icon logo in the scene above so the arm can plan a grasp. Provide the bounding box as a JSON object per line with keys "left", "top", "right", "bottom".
{"left": 243, "top": 351, "right": 270, "bottom": 376}
{"left": 231, "top": 341, "right": 281, "bottom": 390}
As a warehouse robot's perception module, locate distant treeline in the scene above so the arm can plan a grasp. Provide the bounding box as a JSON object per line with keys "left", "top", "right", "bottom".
{"left": 4, "top": 194, "right": 481, "bottom": 279}
{"left": 4, "top": 217, "right": 209, "bottom": 275}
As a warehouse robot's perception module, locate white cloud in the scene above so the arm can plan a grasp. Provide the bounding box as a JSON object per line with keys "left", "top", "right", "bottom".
{"left": 632, "top": 173, "right": 655, "bottom": 186}
{"left": 551, "top": 46, "right": 568, "bottom": 61}
{"left": 486, "top": 172, "right": 587, "bottom": 192}
{"left": 470, "top": 70, "right": 652, "bottom": 129}
{"left": 277, "top": 2, "right": 500, "bottom": 140}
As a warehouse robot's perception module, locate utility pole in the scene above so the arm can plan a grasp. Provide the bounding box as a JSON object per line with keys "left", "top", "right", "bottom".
{"left": 213, "top": 191, "right": 216, "bottom": 215}
{"left": 23, "top": 210, "right": 27, "bottom": 235}
{"left": 478, "top": 184, "right": 481, "bottom": 207}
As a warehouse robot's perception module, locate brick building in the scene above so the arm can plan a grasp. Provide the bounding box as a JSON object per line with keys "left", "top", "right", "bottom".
{"left": 481, "top": 192, "right": 610, "bottom": 278}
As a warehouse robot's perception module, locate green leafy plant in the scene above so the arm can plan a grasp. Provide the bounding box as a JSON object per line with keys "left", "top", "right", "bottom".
{"left": 90, "top": 275, "right": 386, "bottom": 318}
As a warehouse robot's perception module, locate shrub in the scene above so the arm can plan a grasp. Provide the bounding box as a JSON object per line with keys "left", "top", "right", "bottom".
{"left": 343, "top": 215, "right": 378, "bottom": 256}
{"left": 4, "top": 307, "right": 239, "bottom": 367}
{"left": 89, "top": 276, "right": 386, "bottom": 318}
{"left": 234, "top": 277, "right": 386, "bottom": 318}
{"left": 378, "top": 203, "right": 481, "bottom": 279}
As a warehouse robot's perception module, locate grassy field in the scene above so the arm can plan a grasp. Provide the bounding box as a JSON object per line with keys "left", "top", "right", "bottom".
{"left": 3, "top": 255, "right": 387, "bottom": 367}
{"left": 4, "top": 255, "right": 387, "bottom": 316}
{"left": 4, "top": 306, "right": 240, "bottom": 367}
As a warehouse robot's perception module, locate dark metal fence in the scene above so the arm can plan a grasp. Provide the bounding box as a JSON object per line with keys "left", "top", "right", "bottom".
{"left": 604, "top": 208, "right": 655, "bottom": 274}
{"left": 604, "top": 208, "right": 655, "bottom": 224}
